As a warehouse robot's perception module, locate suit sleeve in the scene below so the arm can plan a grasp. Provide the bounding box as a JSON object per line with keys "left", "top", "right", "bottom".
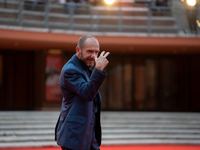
{"left": 59, "top": 67, "right": 107, "bottom": 102}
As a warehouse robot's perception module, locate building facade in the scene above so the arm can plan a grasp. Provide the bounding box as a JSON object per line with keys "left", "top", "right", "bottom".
{"left": 0, "top": 29, "right": 200, "bottom": 112}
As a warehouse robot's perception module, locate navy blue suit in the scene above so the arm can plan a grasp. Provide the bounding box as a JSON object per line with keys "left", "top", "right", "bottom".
{"left": 55, "top": 54, "right": 107, "bottom": 150}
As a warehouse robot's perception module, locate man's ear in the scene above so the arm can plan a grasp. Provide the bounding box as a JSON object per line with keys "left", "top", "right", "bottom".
{"left": 76, "top": 46, "right": 81, "bottom": 58}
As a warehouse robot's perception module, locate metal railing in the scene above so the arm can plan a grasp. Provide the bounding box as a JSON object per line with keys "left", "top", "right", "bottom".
{"left": 0, "top": 0, "right": 199, "bottom": 35}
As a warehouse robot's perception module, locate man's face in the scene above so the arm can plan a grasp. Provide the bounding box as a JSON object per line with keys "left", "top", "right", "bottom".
{"left": 77, "top": 38, "right": 100, "bottom": 68}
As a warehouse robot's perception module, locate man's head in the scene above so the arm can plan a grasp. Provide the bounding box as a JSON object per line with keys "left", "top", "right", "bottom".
{"left": 76, "top": 35, "right": 100, "bottom": 68}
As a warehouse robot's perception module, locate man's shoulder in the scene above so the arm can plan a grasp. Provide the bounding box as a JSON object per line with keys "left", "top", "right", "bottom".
{"left": 63, "top": 62, "right": 79, "bottom": 72}
{"left": 62, "top": 60, "right": 83, "bottom": 75}
{"left": 61, "top": 54, "right": 87, "bottom": 77}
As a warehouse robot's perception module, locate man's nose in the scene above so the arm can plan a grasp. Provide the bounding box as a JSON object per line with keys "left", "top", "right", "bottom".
{"left": 92, "top": 53, "right": 97, "bottom": 57}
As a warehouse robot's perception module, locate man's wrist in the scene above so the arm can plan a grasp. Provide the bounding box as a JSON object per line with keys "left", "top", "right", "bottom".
{"left": 95, "top": 66, "right": 103, "bottom": 71}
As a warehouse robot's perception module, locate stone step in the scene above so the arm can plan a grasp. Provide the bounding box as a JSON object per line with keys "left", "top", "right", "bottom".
{"left": 0, "top": 135, "right": 54, "bottom": 143}
{"left": 1, "top": 124, "right": 200, "bottom": 133}
{"left": 1, "top": 124, "right": 200, "bottom": 131}
{"left": 1, "top": 139, "right": 200, "bottom": 149}
{"left": 102, "top": 128, "right": 200, "bottom": 134}
{"left": 0, "top": 130, "right": 54, "bottom": 136}
{"left": 1, "top": 111, "right": 199, "bottom": 119}
{"left": 1, "top": 133, "right": 200, "bottom": 143}
{"left": 1, "top": 128, "right": 200, "bottom": 137}
{"left": 0, "top": 124, "right": 54, "bottom": 130}
{"left": 1, "top": 118, "right": 199, "bottom": 124}
{"left": 102, "top": 139, "right": 200, "bottom": 145}
{"left": 0, "top": 111, "right": 200, "bottom": 148}
{"left": 102, "top": 134, "right": 200, "bottom": 139}
{"left": 0, "top": 141, "right": 58, "bottom": 148}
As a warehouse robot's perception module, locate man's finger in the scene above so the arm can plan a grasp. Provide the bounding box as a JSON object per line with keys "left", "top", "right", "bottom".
{"left": 100, "top": 51, "right": 105, "bottom": 56}
{"left": 103, "top": 52, "right": 110, "bottom": 58}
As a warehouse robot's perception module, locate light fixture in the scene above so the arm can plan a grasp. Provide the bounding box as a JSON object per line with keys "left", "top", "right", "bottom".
{"left": 104, "top": 0, "right": 115, "bottom": 5}
{"left": 186, "top": 0, "right": 196, "bottom": 6}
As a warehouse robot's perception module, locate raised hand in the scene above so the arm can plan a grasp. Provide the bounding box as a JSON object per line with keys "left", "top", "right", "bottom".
{"left": 94, "top": 51, "right": 110, "bottom": 71}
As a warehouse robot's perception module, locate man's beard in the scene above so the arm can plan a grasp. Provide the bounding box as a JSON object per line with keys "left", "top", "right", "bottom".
{"left": 80, "top": 51, "right": 95, "bottom": 68}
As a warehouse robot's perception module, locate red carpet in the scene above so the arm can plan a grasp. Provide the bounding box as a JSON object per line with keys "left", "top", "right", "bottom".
{"left": 1, "top": 145, "right": 200, "bottom": 150}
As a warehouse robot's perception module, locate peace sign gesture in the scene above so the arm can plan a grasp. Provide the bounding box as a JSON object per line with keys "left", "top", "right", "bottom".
{"left": 93, "top": 51, "right": 110, "bottom": 71}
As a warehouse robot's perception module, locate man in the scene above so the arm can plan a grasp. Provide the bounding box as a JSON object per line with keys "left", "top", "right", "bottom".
{"left": 55, "top": 35, "right": 110, "bottom": 150}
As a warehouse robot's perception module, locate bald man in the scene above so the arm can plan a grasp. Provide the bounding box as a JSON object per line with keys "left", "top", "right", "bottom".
{"left": 55, "top": 35, "right": 110, "bottom": 150}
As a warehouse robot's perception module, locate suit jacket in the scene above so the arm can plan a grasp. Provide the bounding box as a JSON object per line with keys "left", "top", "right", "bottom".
{"left": 55, "top": 54, "right": 107, "bottom": 150}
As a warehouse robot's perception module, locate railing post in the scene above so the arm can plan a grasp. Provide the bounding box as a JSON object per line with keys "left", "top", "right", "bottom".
{"left": 45, "top": 1, "right": 49, "bottom": 28}
{"left": 18, "top": 0, "right": 23, "bottom": 26}
{"left": 90, "top": 5, "right": 93, "bottom": 31}
{"left": 4, "top": 0, "right": 7, "bottom": 8}
{"left": 147, "top": 4, "right": 152, "bottom": 34}
{"left": 90, "top": 5, "right": 99, "bottom": 31}
{"left": 176, "top": 7, "right": 181, "bottom": 34}
{"left": 118, "top": 6, "right": 123, "bottom": 32}
{"left": 69, "top": 3, "right": 75, "bottom": 30}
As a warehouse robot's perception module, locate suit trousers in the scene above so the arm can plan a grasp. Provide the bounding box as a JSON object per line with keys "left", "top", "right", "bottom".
{"left": 61, "top": 126, "right": 100, "bottom": 150}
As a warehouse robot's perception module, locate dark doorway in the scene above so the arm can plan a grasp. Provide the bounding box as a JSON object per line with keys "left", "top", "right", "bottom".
{"left": 0, "top": 51, "right": 35, "bottom": 110}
